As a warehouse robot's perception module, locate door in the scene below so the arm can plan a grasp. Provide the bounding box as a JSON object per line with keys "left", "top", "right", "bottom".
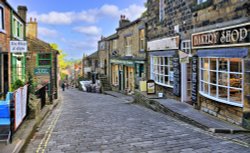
{"left": 3, "top": 54, "right": 9, "bottom": 94}
{"left": 181, "top": 63, "right": 192, "bottom": 104}
{"left": 119, "top": 70, "right": 123, "bottom": 90}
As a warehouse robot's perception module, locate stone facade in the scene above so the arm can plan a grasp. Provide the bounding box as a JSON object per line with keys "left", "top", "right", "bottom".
{"left": 97, "top": 37, "right": 108, "bottom": 75}
{"left": 26, "top": 18, "right": 59, "bottom": 99}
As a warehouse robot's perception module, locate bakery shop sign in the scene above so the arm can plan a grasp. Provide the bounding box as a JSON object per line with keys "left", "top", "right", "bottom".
{"left": 192, "top": 23, "right": 250, "bottom": 48}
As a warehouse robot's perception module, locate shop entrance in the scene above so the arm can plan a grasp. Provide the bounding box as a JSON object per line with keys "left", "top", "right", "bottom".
{"left": 181, "top": 63, "right": 192, "bottom": 104}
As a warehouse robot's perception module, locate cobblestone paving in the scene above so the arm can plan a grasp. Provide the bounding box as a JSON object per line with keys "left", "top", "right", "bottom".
{"left": 24, "top": 89, "right": 250, "bottom": 153}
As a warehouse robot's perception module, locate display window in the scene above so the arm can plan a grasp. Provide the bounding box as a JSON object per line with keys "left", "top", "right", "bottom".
{"left": 151, "top": 56, "right": 173, "bottom": 88}
{"left": 199, "top": 57, "right": 243, "bottom": 107}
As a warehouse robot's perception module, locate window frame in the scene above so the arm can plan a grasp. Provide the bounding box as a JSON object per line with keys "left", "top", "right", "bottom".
{"left": 12, "top": 16, "right": 24, "bottom": 40}
{"left": 125, "top": 36, "right": 132, "bottom": 56}
{"left": 36, "top": 53, "right": 52, "bottom": 67}
{"left": 181, "top": 40, "right": 191, "bottom": 55}
{"left": 150, "top": 56, "right": 174, "bottom": 88}
{"left": 197, "top": 0, "right": 208, "bottom": 5}
{"left": 139, "top": 28, "right": 145, "bottom": 52}
{"left": 199, "top": 57, "right": 244, "bottom": 107}
{"left": 159, "top": 0, "right": 165, "bottom": 22}
{"left": 0, "top": 4, "right": 5, "bottom": 32}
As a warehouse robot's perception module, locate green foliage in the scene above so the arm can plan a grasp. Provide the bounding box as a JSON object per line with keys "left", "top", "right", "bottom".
{"left": 11, "top": 79, "right": 24, "bottom": 91}
{"left": 27, "top": 72, "right": 38, "bottom": 94}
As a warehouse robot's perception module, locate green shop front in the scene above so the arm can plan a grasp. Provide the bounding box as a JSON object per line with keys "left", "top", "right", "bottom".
{"left": 110, "top": 58, "right": 145, "bottom": 94}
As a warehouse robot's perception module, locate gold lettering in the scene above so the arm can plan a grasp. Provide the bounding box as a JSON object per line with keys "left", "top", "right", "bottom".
{"left": 239, "top": 28, "right": 248, "bottom": 41}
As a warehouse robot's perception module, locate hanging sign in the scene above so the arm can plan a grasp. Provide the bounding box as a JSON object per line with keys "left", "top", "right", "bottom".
{"left": 10, "top": 41, "right": 27, "bottom": 53}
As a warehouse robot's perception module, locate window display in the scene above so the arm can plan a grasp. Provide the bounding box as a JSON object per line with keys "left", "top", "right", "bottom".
{"left": 151, "top": 56, "right": 173, "bottom": 87}
{"left": 200, "top": 57, "right": 243, "bottom": 106}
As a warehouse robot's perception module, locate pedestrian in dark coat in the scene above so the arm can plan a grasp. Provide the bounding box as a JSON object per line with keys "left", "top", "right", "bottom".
{"left": 61, "top": 83, "right": 65, "bottom": 91}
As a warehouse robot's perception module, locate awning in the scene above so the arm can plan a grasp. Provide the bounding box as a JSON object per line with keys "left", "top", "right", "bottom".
{"left": 149, "top": 50, "right": 176, "bottom": 57}
{"left": 197, "top": 48, "right": 248, "bottom": 58}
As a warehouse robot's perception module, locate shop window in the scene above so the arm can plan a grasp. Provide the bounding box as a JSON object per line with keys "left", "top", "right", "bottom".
{"left": 199, "top": 57, "right": 243, "bottom": 107}
{"left": 197, "top": 0, "right": 207, "bottom": 5}
{"left": 159, "top": 0, "right": 165, "bottom": 22}
{"left": 112, "top": 65, "right": 119, "bottom": 86}
{"left": 139, "top": 29, "right": 145, "bottom": 52}
{"left": 151, "top": 56, "right": 173, "bottom": 88}
{"left": 0, "top": 5, "right": 4, "bottom": 32}
{"left": 37, "top": 53, "right": 52, "bottom": 67}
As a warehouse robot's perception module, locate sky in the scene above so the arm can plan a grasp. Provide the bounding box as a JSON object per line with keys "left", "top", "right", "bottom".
{"left": 8, "top": 0, "right": 146, "bottom": 60}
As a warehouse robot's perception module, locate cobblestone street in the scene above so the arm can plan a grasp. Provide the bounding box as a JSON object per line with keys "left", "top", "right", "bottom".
{"left": 24, "top": 89, "right": 250, "bottom": 153}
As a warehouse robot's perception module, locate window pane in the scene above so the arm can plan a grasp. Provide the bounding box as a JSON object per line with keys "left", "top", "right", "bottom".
{"left": 210, "top": 85, "right": 217, "bottom": 97}
{"left": 202, "top": 58, "right": 209, "bottom": 69}
{"left": 165, "top": 75, "right": 168, "bottom": 84}
{"left": 38, "top": 60, "right": 51, "bottom": 66}
{"left": 201, "top": 70, "right": 209, "bottom": 82}
{"left": 230, "top": 74, "right": 242, "bottom": 88}
{"left": 165, "top": 66, "right": 168, "bottom": 76}
{"left": 204, "top": 83, "right": 209, "bottom": 94}
{"left": 200, "top": 82, "right": 204, "bottom": 92}
{"left": 229, "top": 89, "right": 242, "bottom": 103}
{"left": 210, "top": 71, "right": 216, "bottom": 84}
{"left": 218, "top": 72, "right": 228, "bottom": 86}
{"left": 210, "top": 58, "right": 217, "bottom": 70}
{"left": 218, "top": 87, "right": 228, "bottom": 100}
{"left": 164, "top": 57, "right": 168, "bottom": 65}
{"left": 230, "top": 58, "right": 242, "bottom": 72}
{"left": 218, "top": 58, "right": 228, "bottom": 71}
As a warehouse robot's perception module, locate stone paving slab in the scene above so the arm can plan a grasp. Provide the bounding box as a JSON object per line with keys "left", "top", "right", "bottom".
{"left": 104, "top": 91, "right": 134, "bottom": 103}
{"left": 154, "top": 98, "right": 247, "bottom": 132}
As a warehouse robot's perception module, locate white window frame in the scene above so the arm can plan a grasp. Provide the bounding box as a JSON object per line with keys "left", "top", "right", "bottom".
{"left": 199, "top": 57, "right": 244, "bottom": 107}
{"left": 197, "top": 0, "right": 207, "bottom": 5}
{"left": 0, "top": 4, "right": 5, "bottom": 32}
{"left": 151, "top": 56, "right": 174, "bottom": 88}
{"left": 181, "top": 40, "right": 191, "bottom": 55}
{"left": 13, "top": 16, "right": 24, "bottom": 40}
{"left": 125, "top": 36, "right": 132, "bottom": 56}
{"left": 159, "top": 0, "right": 165, "bottom": 22}
{"left": 139, "top": 28, "right": 145, "bottom": 52}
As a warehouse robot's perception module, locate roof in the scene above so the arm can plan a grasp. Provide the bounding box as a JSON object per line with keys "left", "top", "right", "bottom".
{"left": 88, "top": 51, "right": 98, "bottom": 59}
{"left": 116, "top": 18, "right": 142, "bottom": 31}
{"left": 105, "top": 33, "right": 119, "bottom": 41}
{"left": 27, "top": 37, "right": 59, "bottom": 54}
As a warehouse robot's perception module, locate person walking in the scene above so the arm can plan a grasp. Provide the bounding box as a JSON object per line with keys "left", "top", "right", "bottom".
{"left": 62, "top": 83, "right": 65, "bottom": 91}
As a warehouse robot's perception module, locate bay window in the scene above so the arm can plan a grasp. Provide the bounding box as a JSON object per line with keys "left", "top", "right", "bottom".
{"left": 151, "top": 56, "right": 173, "bottom": 87}
{"left": 199, "top": 57, "right": 243, "bottom": 107}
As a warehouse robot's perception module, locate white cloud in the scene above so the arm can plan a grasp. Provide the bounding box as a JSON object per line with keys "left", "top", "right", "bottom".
{"left": 73, "top": 26, "right": 101, "bottom": 36}
{"left": 28, "top": 4, "right": 145, "bottom": 25}
{"left": 38, "top": 27, "right": 58, "bottom": 37}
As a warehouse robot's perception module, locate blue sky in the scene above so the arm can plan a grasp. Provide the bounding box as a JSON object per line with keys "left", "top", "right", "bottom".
{"left": 8, "top": 0, "right": 146, "bottom": 60}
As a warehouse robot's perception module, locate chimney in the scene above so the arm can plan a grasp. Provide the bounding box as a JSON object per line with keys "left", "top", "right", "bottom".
{"left": 17, "top": 6, "right": 28, "bottom": 22}
{"left": 119, "top": 14, "right": 130, "bottom": 28}
{"left": 26, "top": 17, "right": 38, "bottom": 38}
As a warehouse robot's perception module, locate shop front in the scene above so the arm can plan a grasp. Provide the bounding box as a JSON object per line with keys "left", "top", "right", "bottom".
{"left": 147, "top": 36, "right": 181, "bottom": 99}
{"left": 110, "top": 58, "right": 145, "bottom": 94}
{"left": 192, "top": 22, "right": 250, "bottom": 127}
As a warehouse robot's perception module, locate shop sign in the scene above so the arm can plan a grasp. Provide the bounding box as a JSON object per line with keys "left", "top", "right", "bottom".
{"left": 147, "top": 80, "right": 156, "bottom": 94}
{"left": 192, "top": 23, "right": 250, "bottom": 48}
{"left": 34, "top": 67, "right": 50, "bottom": 75}
{"left": 179, "top": 50, "right": 189, "bottom": 63}
{"left": 147, "top": 36, "right": 179, "bottom": 51}
{"left": 10, "top": 41, "right": 27, "bottom": 53}
{"left": 110, "top": 59, "right": 134, "bottom": 65}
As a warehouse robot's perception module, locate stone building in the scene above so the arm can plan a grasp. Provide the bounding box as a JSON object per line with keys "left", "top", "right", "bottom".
{"left": 146, "top": 0, "right": 194, "bottom": 102}
{"left": 146, "top": 0, "right": 250, "bottom": 128}
{"left": 190, "top": 0, "right": 250, "bottom": 128}
{"left": 82, "top": 51, "right": 99, "bottom": 79}
{"left": 97, "top": 37, "right": 108, "bottom": 76}
{"left": 109, "top": 15, "right": 146, "bottom": 94}
{"left": 26, "top": 18, "right": 59, "bottom": 99}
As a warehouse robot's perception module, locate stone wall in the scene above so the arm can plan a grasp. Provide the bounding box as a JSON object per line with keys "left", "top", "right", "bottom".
{"left": 117, "top": 20, "right": 146, "bottom": 59}
{"left": 199, "top": 96, "right": 243, "bottom": 125}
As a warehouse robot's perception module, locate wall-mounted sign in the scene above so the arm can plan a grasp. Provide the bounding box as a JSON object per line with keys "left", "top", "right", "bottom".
{"left": 110, "top": 59, "right": 134, "bottom": 65}
{"left": 34, "top": 67, "right": 50, "bottom": 75}
{"left": 192, "top": 22, "right": 250, "bottom": 49}
{"left": 147, "top": 36, "right": 179, "bottom": 51}
{"left": 10, "top": 41, "right": 27, "bottom": 53}
{"left": 179, "top": 50, "right": 189, "bottom": 63}
{"left": 147, "top": 80, "right": 156, "bottom": 94}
